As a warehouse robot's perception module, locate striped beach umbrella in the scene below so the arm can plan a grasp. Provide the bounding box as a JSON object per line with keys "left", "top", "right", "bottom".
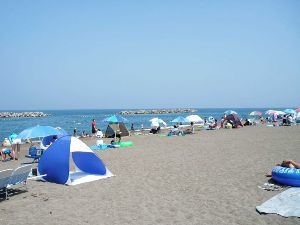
{"left": 224, "top": 110, "right": 237, "bottom": 115}
{"left": 249, "top": 111, "right": 263, "bottom": 116}
{"left": 265, "top": 110, "right": 276, "bottom": 115}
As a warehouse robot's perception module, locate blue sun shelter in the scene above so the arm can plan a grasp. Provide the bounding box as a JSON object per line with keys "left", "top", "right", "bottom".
{"left": 38, "top": 135, "right": 113, "bottom": 185}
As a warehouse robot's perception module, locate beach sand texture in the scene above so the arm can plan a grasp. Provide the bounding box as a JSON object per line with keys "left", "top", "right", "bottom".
{"left": 0, "top": 125, "right": 299, "bottom": 225}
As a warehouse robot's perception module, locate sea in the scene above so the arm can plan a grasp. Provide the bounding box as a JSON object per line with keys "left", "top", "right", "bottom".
{"left": 0, "top": 108, "right": 289, "bottom": 140}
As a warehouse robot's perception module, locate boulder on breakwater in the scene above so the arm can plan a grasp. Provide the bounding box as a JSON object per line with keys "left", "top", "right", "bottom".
{"left": 0, "top": 112, "right": 49, "bottom": 118}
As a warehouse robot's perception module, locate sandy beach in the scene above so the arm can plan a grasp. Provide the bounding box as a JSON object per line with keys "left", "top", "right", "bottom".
{"left": 0, "top": 125, "right": 299, "bottom": 225}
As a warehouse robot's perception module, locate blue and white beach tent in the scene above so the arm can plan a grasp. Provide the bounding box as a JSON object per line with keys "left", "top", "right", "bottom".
{"left": 38, "top": 135, "right": 113, "bottom": 185}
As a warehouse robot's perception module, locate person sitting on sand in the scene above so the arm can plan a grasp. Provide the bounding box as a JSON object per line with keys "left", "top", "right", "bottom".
{"left": 96, "top": 129, "right": 103, "bottom": 139}
{"left": 81, "top": 131, "right": 87, "bottom": 138}
{"left": 1, "top": 138, "right": 13, "bottom": 161}
{"left": 209, "top": 119, "right": 218, "bottom": 130}
{"left": 220, "top": 116, "right": 225, "bottom": 128}
{"left": 259, "top": 117, "right": 265, "bottom": 124}
{"left": 266, "top": 160, "right": 300, "bottom": 177}
{"left": 277, "top": 160, "right": 300, "bottom": 169}
{"left": 115, "top": 130, "right": 122, "bottom": 143}
{"left": 168, "top": 125, "right": 183, "bottom": 136}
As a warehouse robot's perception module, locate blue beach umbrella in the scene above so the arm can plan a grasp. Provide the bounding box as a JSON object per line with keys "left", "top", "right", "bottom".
{"left": 17, "top": 125, "right": 61, "bottom": 140}
{"left": 224, "top": 110, "right": 237, "bottom": 115}
{"left": 284, "top": 109, "right": 296, "bottom": 115}
{"left": 171, "top": 116, "right": 189, "bottom": 123}
{"left": 102, "top": 115, "right": 128, "bottom": 124}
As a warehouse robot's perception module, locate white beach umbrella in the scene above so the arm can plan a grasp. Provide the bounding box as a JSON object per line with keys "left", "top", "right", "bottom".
{"left": 185, "top": 115, "right": 204, "bottom": 123}
{"left": 149, "top": 118, "right": 167, "bottom": 126}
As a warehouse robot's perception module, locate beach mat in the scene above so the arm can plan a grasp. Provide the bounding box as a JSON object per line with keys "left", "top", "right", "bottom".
{"left": 90, "top": 145, "right": 110, "bottom": 150}
{"left": 256, "top": 187, "right": 300, "bottom": 217}
{"left": 68, "top": 168, "right": 114, "bottom": 185}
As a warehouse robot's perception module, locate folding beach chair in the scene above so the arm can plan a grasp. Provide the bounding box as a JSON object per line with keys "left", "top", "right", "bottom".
{"left": 25, "top": 146, "right": 43, "bottom": 163}
{"left": 0, "top": 169, "right": 14, "bottom": 200}
{"left": 7, "top": 165, "right": 32, "bottom": 194}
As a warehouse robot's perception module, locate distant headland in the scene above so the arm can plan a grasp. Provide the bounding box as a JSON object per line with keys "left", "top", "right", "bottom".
{"left": 0, "top": 112, "right": 49, "bottom": 118}
{"left": 119, "top": 108, "right": 197, "bottom": 115}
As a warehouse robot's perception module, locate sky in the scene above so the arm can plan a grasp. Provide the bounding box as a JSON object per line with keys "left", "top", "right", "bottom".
{"left": 0, "top": 0, "right": 299, "bottom": 110}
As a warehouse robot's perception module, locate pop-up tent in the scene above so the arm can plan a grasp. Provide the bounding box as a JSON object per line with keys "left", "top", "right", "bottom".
{"left": 105, "top": 123, "right": 129, "bottom": 138}
{"left": 38, "top": 135, "right": 113, "bottom": 185}
{"left": 225, "top": 114, "right": 243, "bottom": 128}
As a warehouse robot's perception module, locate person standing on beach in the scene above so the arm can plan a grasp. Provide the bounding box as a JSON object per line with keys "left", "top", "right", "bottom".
{"left": 141, "top": 124, "right": 144, "bottom": 135}
{"left": 92, "top": 119, "right": 97, "bottom": 135}
{"left": 9, "top": 132, "right": 21, "bottom": 160}
{"left": 272, "top": 113, "right": 278, "bottom": 126}
{"left": 73, "top": 128, "right": 77, "bottom": 137}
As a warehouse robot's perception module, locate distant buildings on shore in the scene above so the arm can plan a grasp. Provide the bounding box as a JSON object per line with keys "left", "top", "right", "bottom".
{"left": 119, "top": 108, "right": 197, "bottom": 115}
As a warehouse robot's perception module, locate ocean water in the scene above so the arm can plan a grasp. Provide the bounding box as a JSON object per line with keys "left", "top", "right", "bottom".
{"left": 0, "top": 108, "right": 286, "bottom": 140}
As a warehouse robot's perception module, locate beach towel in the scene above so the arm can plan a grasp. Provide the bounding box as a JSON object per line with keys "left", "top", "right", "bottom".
{"left": 256, "top": 188, "right": 300, "bottom": 217}
{"left": 90, "top": 144, "right": 109, "bottom": 150}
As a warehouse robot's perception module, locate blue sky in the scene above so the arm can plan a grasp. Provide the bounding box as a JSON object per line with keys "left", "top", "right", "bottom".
{"left": 0, "top": 0, "right": 299, "bottom": 109}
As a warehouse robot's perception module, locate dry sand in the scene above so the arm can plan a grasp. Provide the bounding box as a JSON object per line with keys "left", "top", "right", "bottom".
{"left": 0, "top": 125, "right": 299, "bottom": 225}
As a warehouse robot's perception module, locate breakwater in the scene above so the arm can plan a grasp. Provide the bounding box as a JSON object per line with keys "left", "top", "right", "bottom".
{"left": 119, "top": 108, "right": 197, "bottom": 115}
{"left": 0, "top": 112, "right": 49, "bottom": 118}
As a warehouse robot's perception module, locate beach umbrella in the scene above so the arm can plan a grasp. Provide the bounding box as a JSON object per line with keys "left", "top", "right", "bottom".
{"left": 149, "top": 118, "right": 167, "bottom": 126}
{"left": 249, "top": 111, "right": 263, "bottom": 116}
{"left": 171, "top": 116, "right": 188, "bottom": 123}
{"left": 284, "top": 109, "right": 296, "bottom": 115}
{"left": 224, "top": 110, "right": 237, "bottom": 115}
{"left": 102, "top": 115, "right": 128, "bottom": 124}
{"left": 186, "top": 115, "right": 204, "bottom": 123}
{"left": 17, "top": 125, "right": 61, "bottom": 140}
{"left": 275, "top": 111, "right": 286, "bottom": 115}
{"left": 265, "top": 110, "right": 274, "bottom": 114}
{"left": 265, "top": 110, "right": 277, "bottom": 115}
{"left": 295, "top": 108, "right": 300, "bottom": 113}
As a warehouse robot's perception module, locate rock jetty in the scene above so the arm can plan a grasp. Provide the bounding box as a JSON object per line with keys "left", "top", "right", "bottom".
{"left": 119, "top": 108, "right": 197, "bottom": 115}
{"left": 0, "top": 112, "right": 49, "bottom": 118}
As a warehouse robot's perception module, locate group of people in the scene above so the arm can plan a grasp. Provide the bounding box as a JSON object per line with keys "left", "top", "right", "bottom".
{"left": 1, "top": 133, "right": 21, "bottom": 161}
{"left": 167, "top": 122, "right": 195, "bottom": 136}
{"left": 281, "top": 114, "right": 295, "bottom": 126}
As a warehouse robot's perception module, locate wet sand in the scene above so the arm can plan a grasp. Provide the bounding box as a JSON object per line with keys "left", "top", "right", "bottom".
{"left": 0, "top": 125, "right": 299, "bottom": 225}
